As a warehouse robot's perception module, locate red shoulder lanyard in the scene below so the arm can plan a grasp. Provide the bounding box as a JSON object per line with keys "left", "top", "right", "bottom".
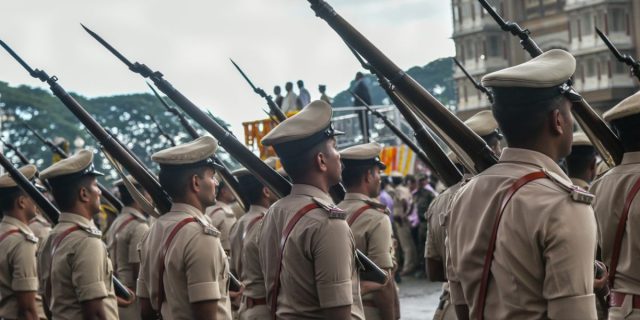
{"left": 347, "top": 204, "right": 371, "bottom": 226}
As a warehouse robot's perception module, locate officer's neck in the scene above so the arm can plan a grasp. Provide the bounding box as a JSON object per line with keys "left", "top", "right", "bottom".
{"left": 292, "top": 175, "right": 332, "bottom": 194}
{"left": 4, "top": 210, "right": 30, "bottom": 225}
{"left": 346, "top": 183, "right": 372, "bottom": 198}
{"left": 172, "top": 194, "right": 205, "bottom": 214}
{"left": 65, "top": 203, "right": 96, "bottom": 221}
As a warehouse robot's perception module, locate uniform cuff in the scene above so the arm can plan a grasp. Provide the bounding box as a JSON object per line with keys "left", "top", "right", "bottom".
{"left": 548, "top": 294, "right": 597, "bottom": 319}
{"left": 448, "top": 280, "right": 466, "bottom": 306}
{"left": 188, "top": 281, "right": 222, "bottom": 303}
{"left": 12, "top": 277, "right": 38, "bottom": 292}
{"left": 136, "top": 279, "right": 149, "bottom": 298}
{"left": 317, "top": 279, "right": 353, "bottom": 308}
{"left": 76, "top": 281, "right": 108, "bottom": 302}
{"left": 368, "top": 254, "right": 394, "bottom": 270}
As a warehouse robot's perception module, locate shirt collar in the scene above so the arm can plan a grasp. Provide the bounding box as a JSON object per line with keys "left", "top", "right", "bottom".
{"left": 121, "top": 206, "right": 147, "bottom": 221}
{"left": 170, "top": 203, "right": 206, "bottom": 220}
{"left": 290, "top": 184, "right": 334, "bottom": 204}
{"left": 247, "top": 205, "right": 268, "bottom": 215}
{"left": 59, "top": 212, "right": 96, "bottom": 229}
{"left": 31, "top": 214, "right": 49, "bottom": 224}
{"left": 570, "top": 178, "right": 590, "bottom": 190}
{"left": 343, "top": 192, "right": 371, "bottom": 202}
{"left": 621, "top": 151, "right": 640, "bottom": 166}
{"left": 1, "top": 216, "right": 33, "bottom": 234}
{"left": 498, "top": 147, "right": 571, "bottom": 182}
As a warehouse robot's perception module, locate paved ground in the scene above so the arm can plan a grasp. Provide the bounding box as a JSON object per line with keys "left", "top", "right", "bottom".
{"left": 397, "top": 276, "right": 442, "bottom": 320}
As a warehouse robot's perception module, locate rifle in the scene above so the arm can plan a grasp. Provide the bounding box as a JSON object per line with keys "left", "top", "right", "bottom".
{"left": 0, "top": 39, "right": 172, "bottom": 214}
{"left": 345, "top": 46, "right": 463, "bottom": 186}
{"left": 596, "top": 27, "right": 640, "bottom": 81}
{"left": 308, "top": 0, "right": 498, "bottom": 173}
{"left": 478, "top": 0, "right": 624, "bottom": 167}
{"left": 148, "top": 115, "right": 177, "bottom": 147}
{"left": 23, "top": 124, "right": 125, "bottom": 213}
{"left": 230, "top": 59, "right": 287, "bottom": 123}
{"left": 0, "top": 137, "right": 31, "bottom": 165}
{"left": 147, "top": 83, "right": 250, "bottom": 212}
{"left": 81, "top": 26, "right": 385, "bottom": 281}
{"left": 0, "top": 152, "right": 134, "bottom": 301}
{"left": 453, "top": 58, "right": 493, "bottom": 104}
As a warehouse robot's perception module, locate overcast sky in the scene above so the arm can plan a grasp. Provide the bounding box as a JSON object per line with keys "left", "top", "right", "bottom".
{"left": 1, "top": 0, "right": 454, "bottom": 138}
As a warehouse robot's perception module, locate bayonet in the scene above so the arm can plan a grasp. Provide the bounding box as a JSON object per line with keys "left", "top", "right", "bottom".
{"left": 477, "top": 0, "right": 624, "bottom": 167}
{"left": 453, "top": 58, "right": 493, "bottom": 103}
{"left": 596, "top": 27, "right": 640, "bottom": 81}
{"left": 0, "top": 137, "right": 30, "bottom": 165}
{"left": 149, "top": 115, "right": 177, "bottom": 147}
{"left": 230, "top": 58, "right": 287, "bottom": 122}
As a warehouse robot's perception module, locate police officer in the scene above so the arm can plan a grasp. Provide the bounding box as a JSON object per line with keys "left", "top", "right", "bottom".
{"left": 566, "top": 132, "right": 596, "bottom": 190}
{"left": 0, "top": 165, "right": 45, "bottom": 320}
{"left": 590, "top": 91, "right": 640, "bottom": 319}
{"left": 38, "top": 150, "right": 119, "bottom": 319}
{"left": 389, "top": 171, "right": 416, "bottom": 277}
{"left": 104, "top": 176, "right": 150, "bottom": 319}
{"left": 206, "top": 179, "right": 238, "bottom": 255}
{"left": 229, "top": 168, "right": 278, "bottom": 319}
{"left": 338, "top": 142, "right": 396, "bottom": 320}
{"left": 259, "top": 100, "right": 364, "bottom": 319}
{"left": 137, "top": 136, "right": 232, "bottom": 319}
{"left": 448, "top": 49, "right": 597, "bottom": 319}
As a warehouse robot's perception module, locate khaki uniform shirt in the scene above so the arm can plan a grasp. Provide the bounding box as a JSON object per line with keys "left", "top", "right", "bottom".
{"left": 448, "top": 148, "right": 597, "bottom": 319}
{"left": 392, "top": 185, "right": 411, "bottom": 218}
{"left": 590, "top": 151, "right": 640, "bottom": 295}
{"left": 571, "top": 178, "right": 590, "bottom": 191}
{"left": 28, "top": 214, "right": 52, "bottom": 245}
{"left": 229, "top": 205, "right": 267, "bottom": 277}
{"left": 206, "top": 202, "right": 238, "bottom": 253}
{"left": 104, "top": 207, "right": 149, "bottom": 288}
{"left": 137, "top": 203, "right": 231, "bottom": 320}
{"left": 258, "top": 184, "right": 364, "bottom": 319}
{"left": 338, "top": 193, "right": 394, "bottom": 270}
{"left": 425, "top": 181, "right": 463, "bottom": 262}
{"left": 40, "top": 212, "right": 118, "bottom": 320}
{"left": 0, "top": 216, "right": 42, "bottom": 319}
{"left": 241, "top": 216, "right": 267, "bottom": 298}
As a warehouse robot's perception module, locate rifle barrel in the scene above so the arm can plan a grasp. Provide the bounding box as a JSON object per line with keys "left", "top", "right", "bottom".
{"left": 0, "top": 139, "right": 31, "bottom": 165}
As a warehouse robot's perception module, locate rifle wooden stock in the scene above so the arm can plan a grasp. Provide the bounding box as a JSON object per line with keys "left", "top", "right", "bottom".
{"left": 478, "top": 0, "right": 623, "bottom": 166}
{"left": 0, "top": 151, "right": 133, "bottom": 300}
{"left": 46, "top": 82, "right": 172, "bottom": 213}
{"left": 308, "top": 0, "right": 498, "bottom": 172}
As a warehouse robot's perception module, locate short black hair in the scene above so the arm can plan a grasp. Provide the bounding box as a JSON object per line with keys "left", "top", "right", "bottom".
{"left": 236, "top": 174, "right": 265, "bottom": 205}
{"left": 297, "top": 80, "right": 304, "bottom": 87}
{"left": 280, "top": 141, "right": 329, "bottom": 182}
{"left": 48, "top": 175, "right": 96, "bottom": 211}
{"left": 611, "top": 113, "right": 640, "bottom": 152}
{"left": 342, "top": 164, "right": 376, "bottom": 188}
{"left": 492, "top": 88, "right": 565, "bottom": 146}
{"left": 404, "top": 174, "right": 416, "bottom": 185}
{"left": 215, "top": 180, "right": 228, "bottom": 200}
{"left": 0, "top": 187, "right": 25, "bottom": 213}
{"left": 566, "top": 145, "right": 596, "bottom": 178}
{"left": 117, "top": 182, "right": 144, "bottom": 207}
{"left": 158, "top": 165, "right": 210, "bottom": 199}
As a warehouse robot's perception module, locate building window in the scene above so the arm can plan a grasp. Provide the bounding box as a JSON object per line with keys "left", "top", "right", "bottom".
{"left": 487, "top": 35, "right": 502, "bottom": 57}
{"left": 610, "top": 8, "right": 626, "bottom": 32}
{"left": 466, "top": 39, "right": 475, "bottom": 62}
{"left": 586, "top": 58, "right": 596, "bottom": 77}
{"left": 581, "top": 12, "right": 593, "bottom": 37}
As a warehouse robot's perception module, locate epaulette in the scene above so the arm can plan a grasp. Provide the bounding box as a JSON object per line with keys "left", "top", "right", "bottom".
{"left": 79, "top": 225, "right": 103, "bottom": 238}
{"left": 195, "top": 216, "right": 221, "bottom": 237}
{"left": 542, "top": 169, "right": 594, "bottom": 205}
{"left": 19, "top": 229, "right": 38, "bottom": 244}
{"left": 364, "top": 200, "right": 390, "bottom": 215}
{"left": 312, "top": 197, "right": 347, "bottom": 219}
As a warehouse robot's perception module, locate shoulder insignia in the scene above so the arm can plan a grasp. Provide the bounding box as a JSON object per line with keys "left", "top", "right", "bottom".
{"left": 312, "top": 197, "right": 347, "bottom": 219}
{"left": 542, "top": 169, "right": 594, "bottom": 205}
{"left": 80, "top": 226, "right": 103, "bottom": 238}
{"left": 19, "top": 229, "right": 38, "bottom": 243}
{"left": 195, "top": 216, "right": 221, "bottom": 237}
{"left": 364, "top": 200, "right": 389, "bottom": 214}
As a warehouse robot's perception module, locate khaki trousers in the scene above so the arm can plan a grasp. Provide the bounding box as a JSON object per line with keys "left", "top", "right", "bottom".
{"left": 609, "top": 293, "right": 640, "bottom": 319}
{"left": 395, "top": 220, "right": 417, "bottom": 273}
{"left": 238, "top": 301, "right": 270, "bottom": 320}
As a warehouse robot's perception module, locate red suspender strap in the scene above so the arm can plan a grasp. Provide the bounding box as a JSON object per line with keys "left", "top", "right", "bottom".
{"left": 347, "top": 205, "right": 371, "bottom": 226}
{"left": 0, "top": 229, "right": 20, "bottom": 243}
{"left": 46, "top": 225, "right": 81, "bottom": 303}
{"left": 156, "top": 217, "right": 197, "bottom": 312}
{"left": 270, "top": 203, "right": 319, "bottom": 319}
{"left": 112, "top": 215, "right": 137, "bottom": 273}
{"left": 609, "top": 176, "right": 640, "bottom": 287}
{"left": 476, "top": 171, "right": 547, "bottom": 320}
